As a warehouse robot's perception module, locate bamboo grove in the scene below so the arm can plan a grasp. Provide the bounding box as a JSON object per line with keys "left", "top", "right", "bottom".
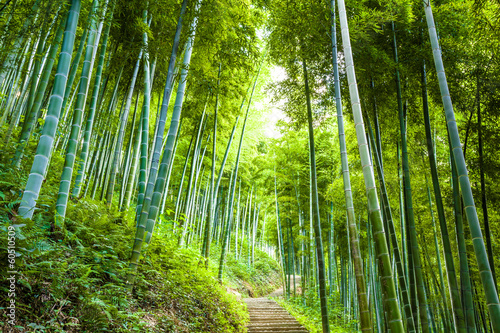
{"left": 1, "top": 0, "right": 500, "bottom": 332}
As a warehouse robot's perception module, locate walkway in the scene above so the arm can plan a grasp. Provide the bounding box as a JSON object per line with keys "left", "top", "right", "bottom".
{"left": 244, "top": 276, "right": 308, "bottom": 333}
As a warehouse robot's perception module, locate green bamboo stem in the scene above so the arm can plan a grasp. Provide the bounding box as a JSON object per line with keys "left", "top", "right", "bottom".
{"left": 0, "top": 0, "right": 41, "bottom": 88}
{"left": 423, "top": 1, "right": 500, "bottom": 329}
{"left": 133, "top": 11, "right": 151, "bottom": 212}
{"left": 217, "top": 168, "right": 237, "bottom": 281}
{"left": 287, "top": 216, "right": 295, "bottom": 296}
{"left": 366, "top": 114, "right": 415, "bottom": 331}
{"left": 134, "top": 0, "right": 188, "bottom": 235}
{"left": 234, "top": 181, "right": 241, "bottom": 259}
{"left": 330, "top": 1, "right": 371, "bottom": 330}
{"left": 308, "top": 139, "right": 314, "bottom": 295}
{"left": 139, "top": 3, "right": 201, "bottom": 246}
{"left": 294, "top": 180, "right": 306, "bottom": 296}
{"left": 6, "top": 7, "right": 52, "bottom": 145}
{"left": 128, "top": 6, "right": 200, "bottom": 285}
{"left": 179, "top": 110, "right": 206, "bottom": 246}
{"left": 239, "top": 192, "right": 250, "bottom": 257}
{"left": 55, "top": 79, "right": 79, "bottom": 151}
{"left": 120, "top": 89, "right": 141, "bottom": 207}
{"left": 55, "top": 0, "right": 102, "bottom": 224}
{"left": 84, "top": 135, "right": 102, "bottom": 198}
{"left": 12, "top": 14, "right": 66, "bottom": 167}
{"left": 185, "top": 133, "right": 209, "bottom": 246}
{"left": 174, "top": 135, "right": 194, "bottom": 223}
{"left": 19, "top": 0, "right": 81, "bottom": 219}
{"left": 0, "top": 0, "right": 19, "bottom": 50}
{"left": 251, "top": 203, "right": 259, "bottom": 266}
{"left": 425, "top": 172, "right": 452, "bottom": 328}
{"left": 136, "top": 80, "right": 151, "bottom": 211}
{"left": 2, "top": 40, "right": 31, "bottom": 128}
{"left": 210, "top": 83, "right": 251, "bottom": 226}
{"left": 218, "top": 62, "right": 261, "bottom": 280}
{"left": 450, "top": 146, "right": 477, "bottom": 333}
{"left": 477, "top": 78, "right": 496, "bottom": 290}
{"left": 302, "top": 58, "right": 330, "bottom": 333}
{"left": 73, "top": 0, "right": 115, "bottom": 198}
{"left": 212, "top": 115, "right": 239, "bottom": 215}
{"left": 100, "top": 121, "right": 119, "bottom": 201}
{"left": 122, "top": 96, "right": 143, "bottom": 210}
{"left": 202, "top": 63, "right": 220, "bottom": 264}
{"left": 337, "top": 1, "right": 404, "bottom": 330}
{"left": 275, "top": 168, "right": 287, "bottom": 292}
{"left": 160, "top": 120, "right": 182, "bottom": 215}
{"left": 91, "top": 131, "right": 110, "bottom": 199}
{"left": 421, "top": 58, "right": 466, "bottom": 332}
{"left": 391, "top": 22, "right": 429, "bottom": 332}
{"left": 108, "top": 52, "right": 143, "bottom": 207}
{"left": 60, "top": 1, "right": 93, "bottom": 114}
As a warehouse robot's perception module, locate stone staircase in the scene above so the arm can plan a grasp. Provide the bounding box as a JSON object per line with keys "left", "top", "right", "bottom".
{"left": 244, "top": 297, "right": 308, "bottom": 333}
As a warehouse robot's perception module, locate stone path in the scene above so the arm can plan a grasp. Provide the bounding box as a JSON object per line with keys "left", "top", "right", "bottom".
{"left": 244, "top": 276, "right": 308, "bottom": 333}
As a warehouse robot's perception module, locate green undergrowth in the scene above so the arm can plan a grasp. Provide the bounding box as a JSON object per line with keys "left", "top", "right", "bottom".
{"left": 210, "top": 243, "right": 282, "bottom": 298}
{"left": 0, "top": 159, "right": 283, "bottom": 332}
{"left": 0, "top": 164, "right": 250, "bottom": 332}
{"left": 0, "top": 203, "right": 248, "bottom": 332}
{"left": 274, "top": 290, "right": 359, "bottom": 333}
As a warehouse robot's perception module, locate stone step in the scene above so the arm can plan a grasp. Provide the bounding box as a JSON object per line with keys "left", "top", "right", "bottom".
{"left": 250, "top": 318, "right": 297, "bottom": 324}
{"left": 248, "top": 322, "right": 302, "bottom": 329}
{"left": 249, "top": 316, "right": 297, "bottom": 318}
{"left": 249, "top": 312, "right": 290, "bottom": 315}
{"left": 249, "top": 316, "right": 297, "bottom": 320}
{"left": 244, "top": 297, "right": 308, "bottom": 333}
{"left": 248, "top": 328, "right": 309, "bottom": 333}
{"left": 249, "top": 328, "right": 308, "bottom": 331}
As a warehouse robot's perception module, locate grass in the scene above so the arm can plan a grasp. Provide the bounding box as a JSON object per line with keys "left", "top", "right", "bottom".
{"left": 216, "top": 241, "right": 282, "bottom": 298}
{"left": 273, "top": 289, "right": 359, "bottom": 333}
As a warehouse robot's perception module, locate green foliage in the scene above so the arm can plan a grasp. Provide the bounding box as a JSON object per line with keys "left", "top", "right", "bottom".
{"left": 214, "top": 242, "right": 282, "bottom": 298}
{"left": 274, "top": 290, "right": 358, "bottom": 333}
{"left": 2, "top": 0, "right": 500, "bottom": 330}
{"left": 0, "top": 165, "right": 248, "bottom": 332}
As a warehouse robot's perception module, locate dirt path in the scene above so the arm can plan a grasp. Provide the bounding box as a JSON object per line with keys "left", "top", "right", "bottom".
{"left": 244, "top": 276, "right": 308, "bottom": 333}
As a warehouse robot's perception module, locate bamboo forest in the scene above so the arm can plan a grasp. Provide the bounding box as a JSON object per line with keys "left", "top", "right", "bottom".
{"left": 1, "top": 0, "right": 500, "bottom": 332}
